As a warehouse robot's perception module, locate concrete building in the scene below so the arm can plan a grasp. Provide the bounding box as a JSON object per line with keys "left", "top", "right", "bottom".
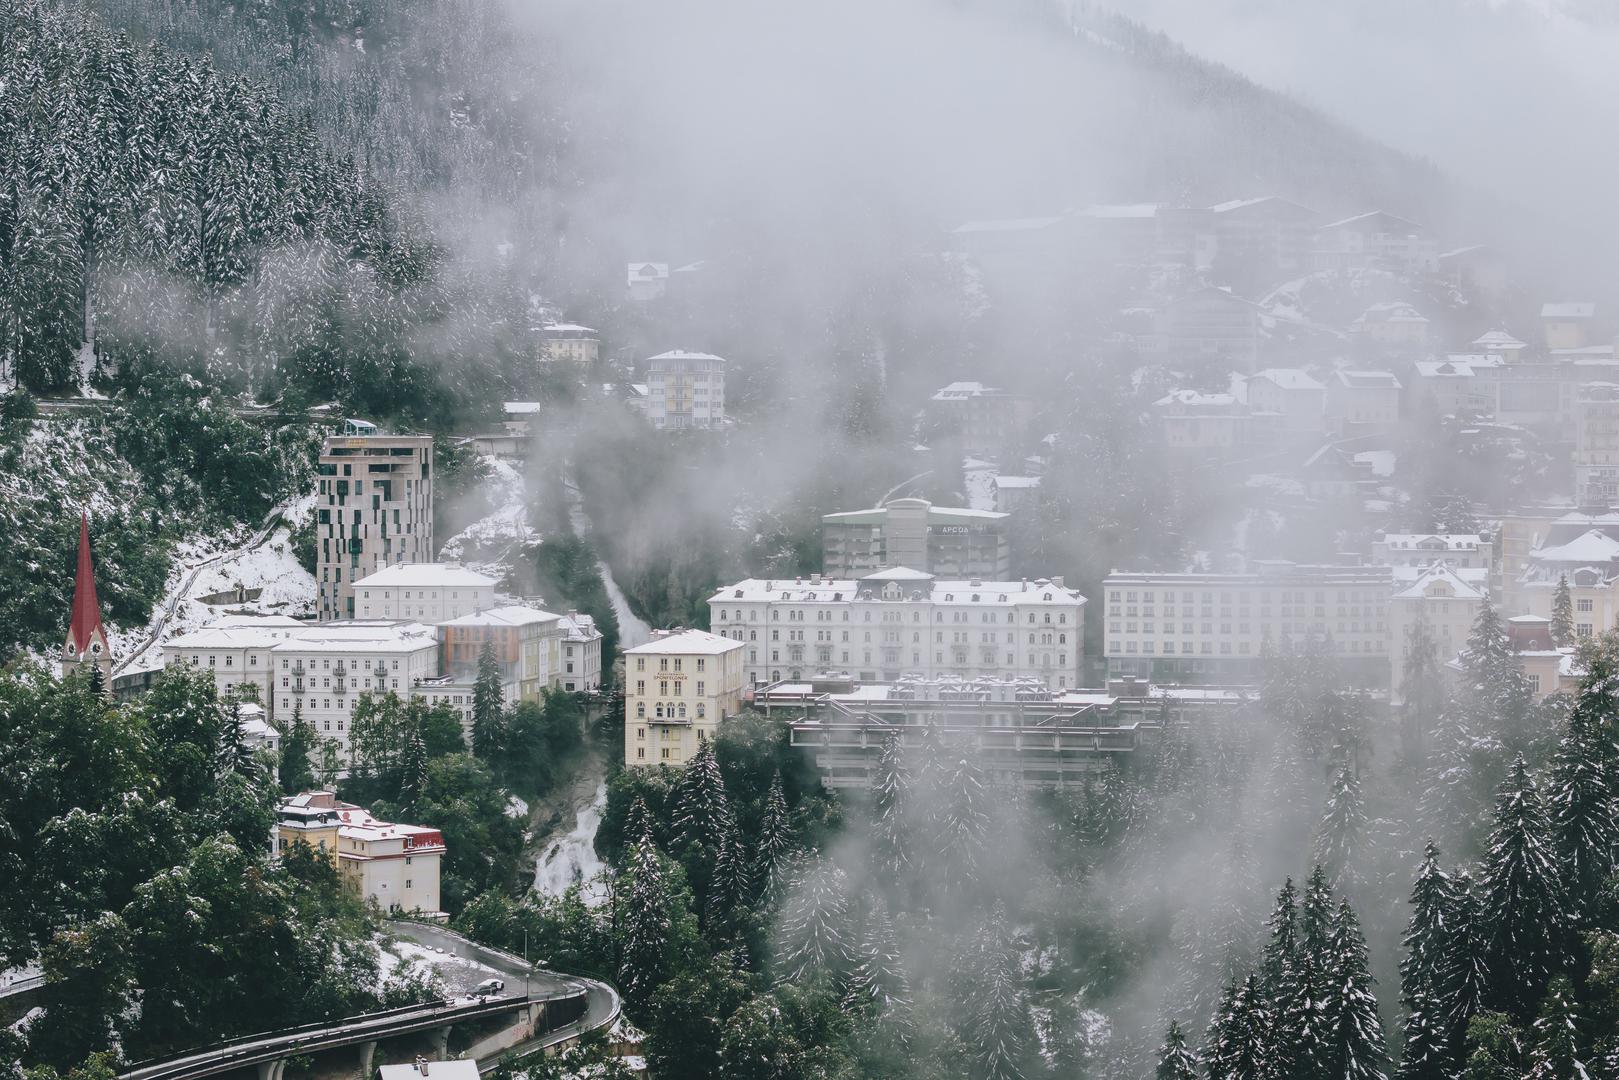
{"left": 316, "top": 424, "right": 434, "bottom": 622}
{"left": 1390, "top": 565, "right": 1487, "bottom": 695}
{"left": 276, "top": 791, "right": 445, "bottom": 914}
{"left": 710, "top": 568, "right": 1086, "bottom": 688}
{"left": 1313, "top": 211, "right": 1438, "bottom": 274}
{"left": 1542, "top": 303, "right": 1597, "bottom": 351}
{"left": 559, "top": 611, "right": 604, "bottom": 692}
{"left": 1245, "top": 369, "right": 1327, "bottom": 435}
{"left": 1472, "top": 330, "right": 1529, "bottom": 363}
{"left": 821, "top": 497, "right": 1011, "bottom": 579}
{"left": 1411, "top": 355, "right": 1503, "bottom": 417}
{"left": 627, "top": 262, "right": 669, "bottom": 301}
{"left": 267, "top": 622, "right": 442, "bottom": 756}
{"left": 539, "top": 323, "right": 600, "bottom": 364}
{"left": 1327, "top": 370, "right": 1402, "bottom": 433}
{"left": 992, "top": 475, "right": 1042, "bottom": 515}
{"left": 1151, "top": 389, "right": 1278, "bottom": 454}
{"left": 643, "top": 350, "right": 726, "bottom": 429}
{"left": 1513, "top": 520, "right": 1619, "bottom": 638}
{"left": 1102, "top": 562, "right": 1393, "bottom": 685}
{"left": 353, "top": 563, "right": 500, "bottom": 622}
{"left": 163, "top": 615, "right": 311, "bottom": 717}
{"left": 1574, "top": 383, "right": 1619, "bottom": 504}
{"left": 1372, "top": 534, "right": 1493, "bottom": 571}
{"left": 439, "top": 605, "right": 564, "bottom": 700}
{"left": 1206, "top": 196, "right": 1319, "bottom": 271}
{"left": 928, "top": 382, "right": 1032, "bottom": 454}
{"left": 624, "top": 629, "right": 747, "bottom": 767}
{"left": 1152, "top": 287, "right": 1262, "bottom": 372}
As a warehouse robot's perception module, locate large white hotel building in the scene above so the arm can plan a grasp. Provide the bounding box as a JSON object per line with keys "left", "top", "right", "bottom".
{"left": 709, "top": 567, "right": 1086, "bottom": 688}
{"left": 1101, "top": 561, "right": 1393, "bottom": 684}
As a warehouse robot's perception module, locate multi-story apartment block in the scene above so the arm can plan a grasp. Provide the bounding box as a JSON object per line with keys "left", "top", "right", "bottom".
{"left": 439, "top": 605, "right": 564, "bottom": 700}
{"left": 1245, "top": 369, "right": 1326, "bottom": 435}
{"left": 928, "top": 382, "right": 1033, "bottom": 454}
{"left": 1574, "top": 383, "right": 1619, "bottom": 504}
{"left": 559, "top": 611, "right": 604, "bottom": 692}
{"left": 1151, "top": 286, "right": 1261, "bottom": 372}
{"left": 1371, "top": 534, "right": 1493, "bottom": 571}
{"left": 276, "top": 791, "right": 445, "bottom": 914}
{"left": 643, "top": 350, "right": 726, "bottom": 429}
{"left": 353, "top": 563, "right": 499, "bottom": 622}
{"left": 1326, "top": 370, "right": 1402, "bottom": 433}
{"left": 709, "top": 568, "right": 1086, "bottom": 688}
{"left": 1313, "top": 211, "right": 1438, "bottom": 274}
{"left": 163, "top": 615, "right": 313, "bottom": 715}
{"left": 1101, "top": 563, "right": 1393, "bottom": 685}
{"left": 539, "top": 323, "right": 600, "bottom": 364}
{"left": 624, "top": 629, "right": 747, "bottom": 767}
{"left": 267, "top": 622, "right": 442, "bottom": 755}
{"left": 316, "top": 423, "right": 434, "bottom": 621}
{"left": 822, "top": 497, "right": 1011, "bottom": 579}
{"left": 1350, "top": 303, "right": 1429, "bottom": 350}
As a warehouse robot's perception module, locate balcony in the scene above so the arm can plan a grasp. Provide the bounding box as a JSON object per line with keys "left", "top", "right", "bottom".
{"left": 333, "top": 679, "right": 348, "bottom": 695}
{"left": 291, "top": 680, "right": 306, "bottom": 694}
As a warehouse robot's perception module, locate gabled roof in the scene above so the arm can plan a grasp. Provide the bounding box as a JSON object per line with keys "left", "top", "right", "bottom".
{"left": 647, "top": 350, "right": 725, "bottom": 363}
{"left": 1318, "top": 210, "right": 1422, "bottom": 233}
{"left": 861, "top": 567, "right": 936, "bottom": 582}
{"left": 1333, "top": 369, "right": 1402, "bottom": 390}
{"left": 1472, "top": 330, "right": 1527, "bottom": 350}
{"left": 626, "top": 629, "right": 745, "bottom": 656}
{"left": 1209, "top": 196, "right": 1317, "bottom": 219}
{"left": 439, "top": 605, "right": 562, "bottom": 629}
{"left": 1248, "top": 368, "right": 1325, "bottom": 392}
{"left": 66, "top": 512, "right": 106, "bottom": 656}
{"left": 1393, "top": 564, "right": 1487, "bottom": 601}
{"left": 1534, "top": 529, "right": 1619, "bottom": 565}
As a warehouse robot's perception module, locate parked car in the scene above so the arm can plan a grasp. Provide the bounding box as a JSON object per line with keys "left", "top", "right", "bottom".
{"left": 472, "top": 978, "right": 505, "bottom": 996}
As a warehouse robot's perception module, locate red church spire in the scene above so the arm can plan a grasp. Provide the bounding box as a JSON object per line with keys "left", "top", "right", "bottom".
{"left": 67, "top": 511, "right": 106, "bottom": 657}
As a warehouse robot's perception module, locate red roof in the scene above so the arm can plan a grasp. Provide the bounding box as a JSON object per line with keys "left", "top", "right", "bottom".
{"left": 67, "top": 512, "right": 106, "bottom": 656}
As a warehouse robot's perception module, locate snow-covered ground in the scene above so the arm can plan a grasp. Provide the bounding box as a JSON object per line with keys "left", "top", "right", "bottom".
{"left": 376, "top": 936, "right": 503, "bottom": 996}
{"left": 964, "top": 457, "right": 998, "bottom": 512}
{"left": 533, "top": 782, "right": 608, "bottom": 906}
{"left": 439, "top": 456, "right": 537, "bottom": 571}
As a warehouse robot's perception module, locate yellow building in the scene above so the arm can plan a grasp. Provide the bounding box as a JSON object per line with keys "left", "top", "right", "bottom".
{"left": 624, "top": 629, "right": 746, "bottom": 767}
{"left": 276, "top": 791, "right": 446, "bottom": 914}
{"left": 1541, "top": 302, "right": 1596, "bottom": 351}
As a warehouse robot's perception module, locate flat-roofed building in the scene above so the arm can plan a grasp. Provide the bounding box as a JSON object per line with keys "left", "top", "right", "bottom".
{"left": 1574, "top": 383, "right": 1619, "bottom": 504}
{"left": 276, "top": 791, "right": 445, "bottom": 914}
{"left": 710, "top": 567, "right": 1085, "bottom": 688}
{"left": 267, "top": 621, "right": 442, "bottom": 757}
{"left": 644, "top": 350, "right": 726, "bottom": 429}
{"left": 439, "top": 604, "right": 564, "bottom": 700}
{"left": 624, "top": 629, "right": 747, "bottom": 767}
{"left": 352, "top": 563, "right": 499, "bottom": 622}
{"left": 1102, "top": 562, "right": 1393, "bottom": 685}
{"left": 822, "top": 497, "right": 1011, "bottom": 579}
{"left": 162, "top": 615, "right": 310, "bottom": 718}
{"left": 316, "top": 425, "right": 434, "bottom": 622}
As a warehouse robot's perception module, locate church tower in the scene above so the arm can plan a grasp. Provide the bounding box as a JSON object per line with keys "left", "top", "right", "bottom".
{"left": 62, "top": 512, "right": 112, "bottom": 685}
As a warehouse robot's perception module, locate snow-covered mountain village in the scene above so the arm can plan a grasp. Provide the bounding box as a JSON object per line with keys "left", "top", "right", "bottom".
{"left": 6, "top": 1, "right": 1619, "bottom": 1079}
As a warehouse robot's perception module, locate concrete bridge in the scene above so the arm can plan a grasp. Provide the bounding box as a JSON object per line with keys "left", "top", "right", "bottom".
{"left": 113, "top": 922, "right": 620, "bottom": 1080}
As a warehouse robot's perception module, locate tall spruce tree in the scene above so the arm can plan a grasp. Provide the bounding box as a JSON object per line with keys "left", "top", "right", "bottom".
{"left": 937, "top": 752, "right": 991, "bottom": 902}
{"left": 277, "top": 703, "right": 316, "bottom": 794}
{"left": 1399, "top": 614, "right": 1444, "bottom": 766}
{"left": 470, "top": 639, "right": 506, "bottom": 760}
{"left": 753, "top": 770, "right": 794, "bottom": 904}
{"left": 1545, "top": 697, "right": 1619, "bottom": 923}
{"left": 773, "top": 854, "right": 851, "bottom": 984}
{"left": 673, "top": 735, "right": 731, "bottom": 851}
{"left": 1525, "top": 977, "right": 1587, "bottom": 1080}
{"left": 1443, "top": 870, "right": 1490, "bottom": 1068}
{"left": 1314, "top": 765, "right": 1367, "bottom": 893}
{"left": 1394, "top": 986, "right": 1452, "bottom": 1080}
{"left": 1154, "top": 1020, "right": 1200, "bottom": 1080}
{"left": 1320, "top": 899, "right": 1388, "bottom": 1080}
{"left": 973, "top": 904, "right": 1032, "bottom": 1080}
{"left": 870, "top": 733, "right": 911, "bottom": 892}
{"left": 1478, "top": 758, "right": 1568, "bottom": 1018}
{"left": 1204, "top": 975, "right": 1272, "bottom": 1080}
{"left": 617, "top": 838, "right": 678, "bottom": 1003}
{"left": 843, "top": 904, "right": 913, "bottom": 1045}
{"left": 1550, "top": 575, "right": 1574, "bottom": 649}
{"left": 1400, "top": 842, "right": 1458, "bottom": 1012}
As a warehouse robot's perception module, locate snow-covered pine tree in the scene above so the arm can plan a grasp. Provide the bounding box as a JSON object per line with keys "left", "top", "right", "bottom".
{"left": 1393, "top": 986, "right": 1451, "bottom": 1080}
{"left": 773, "top": 854, "right": 852, "bottom": 984}
{"left": 399, "top": 720, "right": 428, "bottom": 808}
{"left": 1313, "top": 765, "right": 1367, "bottom": 893}
{"left": 1399, "top": 842, "right": 1457, "bottom": 1012}
{"left": 1320, "top": 899, "right": 1388, "bottom": 1080}
{"left": 753, "top": 769, "right": 795, "bottom": 904}
{"left": 870, "top": 733, "right": 912, "bottom": 892}
{"left": 842, "top": 903, "right": 913, "bottom": 1044}
{"left": 471, "top": 639, "right": 507, "bottom": 760}
{"left": 1550, "top": 575, "right": 1574, "bottom": 648}
{"left": 973, "top": 904, "right": 1032, "bottom": 1080}
{"left": 1398, "top": 614, "right": 1444, "bottom": 767}
{"left": 1203, "top": 975, "right": 1272, "bottom": 1080}
{"left": 1545, "top": 698, "right": 1619, "bottom": 923}
{"left": 1525, "top": 976, "right": 1589, "bottom": 1080}
{"left": 1442, "top": 869, "right": 1489, "bottom": 1065}
{"left": 706, "top": 814, "right": 749, "bottom": 926}
{"left": 1260, "top": 878, "right": 1307, "bottom": 1078}
{"left": 624, "top": 794, "right": 656, "bottom": 849}
{"left": 617, "top": 838, "right": 675, "bottom": 1002}
{"left": 1288, "top": 865, "right": 1338, "bottom": 1075}
{"left": 1154, "top": 1020, "right": 1200, "bottom": 1080}
{"left": 1479, "top": 757, "right": 1569, "bottom": 1017}
{"left": 1457, "top": 601, "right": 1534, "bottom": 749}
{"left": 937, "top": 752, "right": 991, "bottom": 902}
{"left": 673, "top": 735, "right": 731, "bottom": 850}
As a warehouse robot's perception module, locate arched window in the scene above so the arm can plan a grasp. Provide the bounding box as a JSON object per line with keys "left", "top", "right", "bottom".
{"left": 655, "top": 703, "right": 664, "bottom": 718}
{"left": 678, "top": 703, "right": 687, "bottom": 718}
{"left": 697, "top": 704, "right": 706, "bottom": 719}
{"left": 636, "top": 701, "right": 646, "bottom": 719}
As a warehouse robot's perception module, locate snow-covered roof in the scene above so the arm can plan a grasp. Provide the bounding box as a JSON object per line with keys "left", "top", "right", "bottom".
{"left": 625, "top": 629, "right": 745, "bottom": 656}
{"left": 993, "top": 475, "right": 1042, "bottom": 489}
{"left": 1075, "top": 203, "right": 1157, "bottom": 219}
{"left": 1333, "top": 369, "right": 1402, "bottom": 390}
{"left": 503, "top": 401, "right": 545, "bottom": 415}
{"left": 1380, "top": 533, "right": 1483, "bottom": 551}
{"left": 354, "top": 563, "right": 498, "bottom": 590}
{"left": 1208, "top": 195, "right": 1316, "bottom": 218}
{"left": 1533, "top": 529, "right": 1619, "bottom": 565}
{"left": 1318, "top": 210, "right": 1422, "bottom": 233}
{"left": 1472, "top": 330, "right": 1527, "bottom": 350}
{"left": 1392, "top": 564, "right": 1487, "bottom": 601}
{"left": 1542, "top": 302, "right": 1595, "bottom": 320}
{"left": 646, "top": 350, "right": 725, "bottom": 363}
{"left": 932, "top": 381, "right": 1007, "bottom": 400}
{"left": 560, "top": 611, "right": 600, "bottom": 640}
{"left": 167, "top": 619, "right": 308, "bottom": 651}
{"left": 1153, "top": 389, "right": 1241, "bottom": 410}
{"left": 439, "top": 605, "right": 561, "bottom": 629}
{"left": 540, "top": 322, "right": 598, "bottom": 335}
{"left": 1354, "top": 301, "right": 1427, "bottom": 325}
{"left": 1248, "top": 368, "right": 1324, "bottom": 392}
{"left": 268, "top": 621, "right": 439, "bottom": 654}
{"left": 713, "top": 573, "right": 1084, "bottom": 606}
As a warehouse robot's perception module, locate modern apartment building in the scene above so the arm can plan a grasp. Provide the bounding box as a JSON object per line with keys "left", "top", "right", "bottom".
{"left": 1101, "top": 562, "right": 1393, "bottom": 685}
{"left": 821, "top": 497, "right": 1011, "bottom": 579}
{"left": 276, "top": 791, "right": 445, "bottom": 914}
{"left": 1574, "top": 383, "right": 1619, "bottom": 504}
{"left": 316, "top": 423, "right": 434, "bottom": 621}
{"left": 643, "top": 350, "right": 726, "bottom": 429}
{"left": 709, "top": 567, "right": 1086, "bottom": 688}
{"left": 624, "top": 629, "right": 747, "bottom": 767}
{"left": 439, "top": 605, "right": 565, "bottom": 700}
{"left": 352, "top": 563, "right": 499, "bottom": 622}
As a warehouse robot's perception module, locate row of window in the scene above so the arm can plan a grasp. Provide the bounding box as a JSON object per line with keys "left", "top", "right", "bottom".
{"left": 715, "top": 607, "right": 1070, "bottom": 625}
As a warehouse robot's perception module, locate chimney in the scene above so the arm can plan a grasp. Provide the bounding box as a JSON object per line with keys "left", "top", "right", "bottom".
{"left": 1052, "top": 576, "right": 1064, "bottom": 588}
